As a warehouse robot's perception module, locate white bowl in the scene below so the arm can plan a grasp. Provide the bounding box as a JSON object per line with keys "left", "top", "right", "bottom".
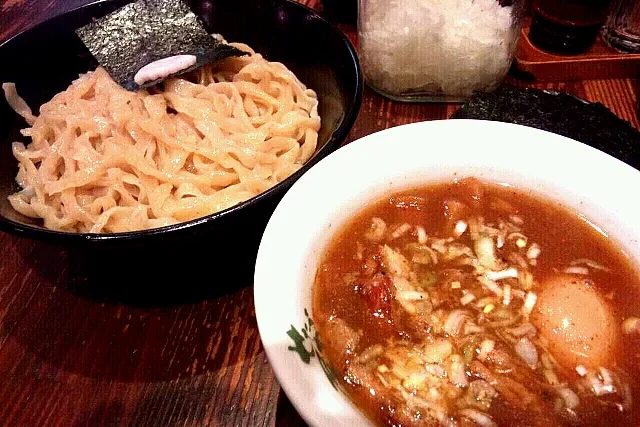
{"left": 253, "top": 119, "right": 640, "bottom": 426}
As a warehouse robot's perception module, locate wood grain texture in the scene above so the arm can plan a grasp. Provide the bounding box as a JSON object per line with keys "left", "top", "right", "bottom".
{"left": 0, "top": 1, "right": 638, "bottom": 427}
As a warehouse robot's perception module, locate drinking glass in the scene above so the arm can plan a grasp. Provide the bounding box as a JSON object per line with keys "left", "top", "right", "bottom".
{"left": 602, "top": 0, "right": 640, "bottom": 53}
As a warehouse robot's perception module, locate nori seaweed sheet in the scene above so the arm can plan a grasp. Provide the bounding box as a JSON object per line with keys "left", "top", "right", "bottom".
{"left": 76, "top": 0, "right": 246, "bottom": 91}
{"left": 451, "top": 85, "right": 640, "bottom": 171}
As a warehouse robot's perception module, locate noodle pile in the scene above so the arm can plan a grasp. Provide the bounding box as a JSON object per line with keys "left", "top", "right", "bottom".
{"left": 3, "top": 42, "right": 320, "bottom": 233}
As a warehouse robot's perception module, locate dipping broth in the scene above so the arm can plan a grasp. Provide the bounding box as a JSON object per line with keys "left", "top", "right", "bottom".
{"left": 313, "top": 177, "right": 640, "bottom": 426}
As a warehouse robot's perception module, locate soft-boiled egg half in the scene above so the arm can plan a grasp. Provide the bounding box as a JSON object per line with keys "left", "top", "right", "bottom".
{"left": 532, "top": 274, "right": 619, "bottom": 369}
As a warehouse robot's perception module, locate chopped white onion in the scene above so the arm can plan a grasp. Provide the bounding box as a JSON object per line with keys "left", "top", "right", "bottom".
{"left": 447, "top": 354, "right": 469, "bottom": 387}
{"left": 476, "top": 297, "right": 495, "bottom": 308}
{"left": 431, "top": 239, "right": 448, "bottom": 254}
{"left": 570, "top": 258, "right": 609, "bottom": 272}
{"left": 376, "top": 372, "right": 390, "bottom": 388}
{"left": 425, "top": 363, "right": 447, "bottom": 377}
{"left": 502, "top": 284, "right": 512, "bottom": 306}
{"left": 390, "top": 223, "right": 412, "bottom": 240}
{"left": 397, "top": 290, "right": 430, "bottom": 301}
{"left": 465, "top": 323, "right": 484, "bottom": 335}
{"left": 576, "top": 365, "right": 587, "bottom": 377}
{"left": 356, "top": 344, "right": 384, "bottom": 364}
{"left": 589, "top": 372, "right": 616, "bottom": 396}
{"left": 459, "top": 409, "right": 497, "bottom": 427}
{"left": 446, "top": 244, "right": 475, "bottom": 261}
{"left": 454, "top": 220, "right": 468, "bottom": 237}
{"left": 486, "top": 267, "right": 518, "bottom": 281}
{"left": 412, "top": 245, "right": 439, "bottom": 265}
{"left": 416, "top": 225, "right": 428, "bottom": 244}
{"left": 522, "top": 292, "right": 537, "bottom": 315}
{"left": 424, "top": 340, "right": 454, "bottom": 364}
{"left": 593, "top": 382, "right": 616, "bottom": 396}
{"left": 475, "top": 235, "right": 500, "bottom": 270}
{"left": 477, "top": 276, "right": 503, "bottom": 296}
{"left": 444, "top": 310, "right": 468, "bottom": 337}
{"left": 517, "top": 270, "right": 534, "bottom": 290}
{"left": 460, "top": 293, "right": 476, "bottom": 306}
{"left": 563, "top": 266, "right": 590, "bottom": 276}
{"left": 557, "top": 387, "right": 580, "bottom": 409}
{"left": 541, "top": 352, "right": 556, "bottom": 370}
{"left": 515, "top": 338, "right": 538, "bottom": 367}
{"left": 544, "top": 369, "right": 560, "bottom": 385}
{"left": 365, "top": 217, "right": 387, "bottom": 241}
{"left": 526, "top": 243, "right": 541, "bottom": 259}
{"left": 509, "top": 214, "right": 524, "bottom": 225}
{"left": 355, "top": 241, "right": 365, "bottom": 260}
{"left": 477, "top": 339, "right": 495, "bottom": 361}
{"left": 400, "top": 390, "right": 448, "bottom": 422}
{"left": 599, "top": 367, "right": 614, "bottom": 386}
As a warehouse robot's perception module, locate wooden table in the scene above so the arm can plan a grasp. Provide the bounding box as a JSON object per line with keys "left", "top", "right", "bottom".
{"left": 0, "top": 1, "right": 638, "bottom": 426}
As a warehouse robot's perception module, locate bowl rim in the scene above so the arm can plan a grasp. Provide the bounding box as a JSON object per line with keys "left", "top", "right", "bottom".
{"left": 254, "top": 118, "right": 640, "bottom": 427}
{"left": 0, "top": 0, "right": 363, "bottom": 243}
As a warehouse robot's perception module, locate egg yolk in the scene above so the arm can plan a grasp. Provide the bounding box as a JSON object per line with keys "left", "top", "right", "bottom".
{"left": 531, "top": 274, "right": 619, "bottom": 369}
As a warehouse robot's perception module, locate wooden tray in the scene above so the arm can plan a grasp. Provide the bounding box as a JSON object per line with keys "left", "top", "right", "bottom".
{"left": 515, "top": 18, "right": 640, "bottom": 81}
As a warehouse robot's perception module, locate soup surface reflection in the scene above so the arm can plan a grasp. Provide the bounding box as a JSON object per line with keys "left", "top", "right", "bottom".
{"left": 313, "top": 178, "right": 640, "bottom": 426}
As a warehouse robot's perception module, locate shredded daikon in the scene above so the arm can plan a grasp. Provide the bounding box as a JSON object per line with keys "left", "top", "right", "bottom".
{"left": 359, "top": 0, "right": 519, "bottom": 97}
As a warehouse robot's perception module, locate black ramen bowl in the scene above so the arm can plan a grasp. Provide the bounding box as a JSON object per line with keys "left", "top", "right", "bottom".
{"left": 0, "top": 0, "right": 361, "bottom": 292}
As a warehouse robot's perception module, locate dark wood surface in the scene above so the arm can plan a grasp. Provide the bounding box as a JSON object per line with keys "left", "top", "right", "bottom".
{"left": 0, "top": 1, "right": 638, "bottom": 426}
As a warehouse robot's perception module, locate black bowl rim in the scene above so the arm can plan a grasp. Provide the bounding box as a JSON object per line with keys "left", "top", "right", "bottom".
{"left": 0, "top": 0, "right": 363, "bottom": 243}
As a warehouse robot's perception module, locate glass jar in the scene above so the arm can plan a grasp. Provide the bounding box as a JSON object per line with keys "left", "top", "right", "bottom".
{"left": 357, "top": 0, "right": 526, "bottom": 102}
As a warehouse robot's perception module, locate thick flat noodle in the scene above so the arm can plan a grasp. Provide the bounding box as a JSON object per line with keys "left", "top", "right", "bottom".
{"left": 2, "top": 83, "right": 36, "bottom": 125}
{"left": 3, "top": 42, "right": 321, "bottom": 233}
